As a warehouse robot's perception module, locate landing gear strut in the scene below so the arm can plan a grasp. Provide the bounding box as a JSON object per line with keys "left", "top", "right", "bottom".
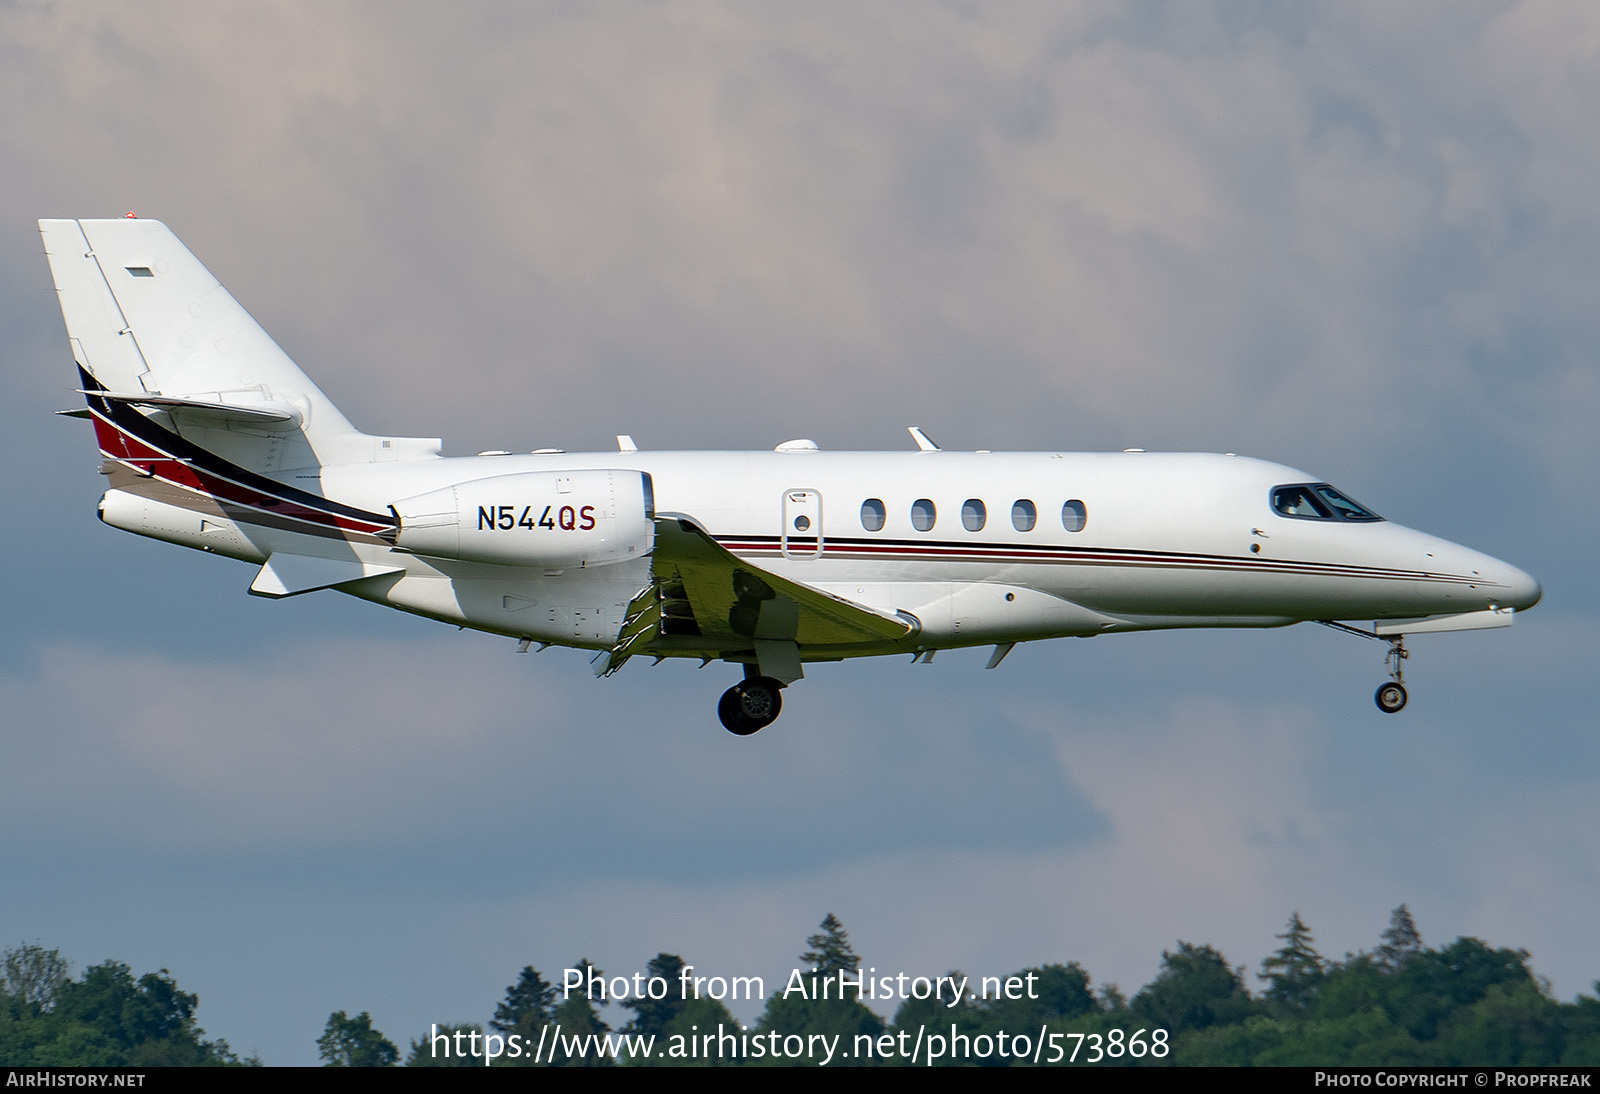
{"left": 1315, "top": 621, "right": 1411, "bottom": 714}
{"left": 719, "top": 676, "right": 784, "bottom": 735}
{"left": 1375, "top": 636, "right": 1408, "bottom": 714}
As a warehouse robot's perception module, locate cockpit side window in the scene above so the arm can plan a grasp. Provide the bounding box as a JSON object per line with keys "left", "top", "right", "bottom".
{"left": 1272, "top": 485, "right": 1332, "bottom": 519}
{"left": 1271, "top": 483, "right": 1384, "bottom": 522}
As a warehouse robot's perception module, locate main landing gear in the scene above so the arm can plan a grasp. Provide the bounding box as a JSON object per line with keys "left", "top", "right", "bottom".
{"left": 1315, "top": 622, "right": 1410, "bottom": 714}
{"left": 718, "top": 674, "right": 784, "bottom": 735}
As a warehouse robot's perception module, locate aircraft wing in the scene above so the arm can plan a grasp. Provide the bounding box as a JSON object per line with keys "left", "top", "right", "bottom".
{"left": 597, "top": 514, "right": 916, "bottom": 675}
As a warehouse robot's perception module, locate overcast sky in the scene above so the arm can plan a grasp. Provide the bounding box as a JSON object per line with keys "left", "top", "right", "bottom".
{"left": 2, "top": 1, "right": 1596, "bottom": 1065}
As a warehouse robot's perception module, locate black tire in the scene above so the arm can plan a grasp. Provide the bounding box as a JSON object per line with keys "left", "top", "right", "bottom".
{"left": 1375, "top": 681, "right": 1408, "bottom": 714}
{"left": 718, "top": 678, "right": 783, "bottom": 735}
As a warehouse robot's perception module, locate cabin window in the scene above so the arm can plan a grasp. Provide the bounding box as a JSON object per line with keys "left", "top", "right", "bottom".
{"left": 962, "top": 499, "right": 986, "bottom": 532}
{"left": 1062, "top": 499, "right": 1086, "bottom": 532}
{"left": 1271, "top": 483, "right": 1383, "bottom": 522}
{"left": 1011, "top": 499, "right": 1037, "bottom": 532}
{"left": 860, "top": 498, "right": 886, "bottom": 532}
{"left": 911, "top": 498, "right": 937, "bottom": 531}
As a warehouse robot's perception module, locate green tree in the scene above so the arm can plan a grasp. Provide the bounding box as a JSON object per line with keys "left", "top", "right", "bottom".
{"left": 1033, "top": 963, "right": 1102, "bottom": 1022}
{"left": 620, "top": 954, "right": 689, "bottom": 1038}
{"left": 974, "top": 962, "right": 1101, "bottom": 1050}
{"left": 801, "top": 914, "right": 860, "bottom": 975}
{"left": 1308, "top": 951, "right": 1388, "bottom": 1022}
{"left": 1259, "top": 913, "right": 1326, "bottom": 1011}
{"left": 890, "top": 971, "right": 978, "bottom": 1067}
{"left": 892, "top": 970, "right": 975, "bottom": 1030}
{"left": 317, "top": 1010, "right": 398, "bottom": 1067}
{"left": 548, "top": 959, "right": 612, "bottom": 1067}
{"left": 57, "top": 962, "right": 198, "bottom": 1049}
{"left": 1562, "top": 984, "right": 1600, "bottom": 1065}
{"left": 1388, "top": 938, "right": 1538, "bottom": 1042}
{"left": 2, "top": 952, "right": 241, "bottom": 1067}
{"left": 491, "top": 966, "right": 556, "bottom": 1036}
{"left": 1377, "top": 904, "right": 1423, "bottom": 971}
{"left": 2, "top": 944, "right": 69, "bottom": 1011}
{"left": 489, "top": 965, "right": 556, "bottom": 1066}
{"left": 757, "top": 915, "right": 883, "bottom": 1066}
{"left": 1131, "top": 942, "right": 1255, "bottom": 1035}
{"left": 55, "top": 962, "right": 239, "bottom": 1066}
{"left": 1436, "top": 980, "right": 1564, "bottom": 1065}
{"left": 639, "top": 996, "right": 742, "bottom": 1067}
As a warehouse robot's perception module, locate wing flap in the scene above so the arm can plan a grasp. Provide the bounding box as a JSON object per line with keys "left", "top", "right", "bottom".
{"left": 654, "top": 515, "right": 913, "bottom": 646}
{"left": 594, "top": 515, "right": 914, "bottom": 675}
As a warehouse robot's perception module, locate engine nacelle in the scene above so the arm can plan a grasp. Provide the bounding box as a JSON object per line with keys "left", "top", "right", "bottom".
{"left": 388, "top": 469, "right": 654, "bottom": 568}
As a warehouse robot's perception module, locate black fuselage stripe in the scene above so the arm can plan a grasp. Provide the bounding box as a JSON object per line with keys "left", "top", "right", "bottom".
{"left": 712, "top": 536, "right": 1489, "bottom": 587}
{"left": 81, "top": 368, "right": 390, "bottom": 527}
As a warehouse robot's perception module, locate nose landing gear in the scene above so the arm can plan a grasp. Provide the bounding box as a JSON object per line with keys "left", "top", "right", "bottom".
{"left": 1375, "top": 636, "right": 1409, "bottom": 714}
{"left": 1315, "top": 621, "right": 1413, "bottom": 714}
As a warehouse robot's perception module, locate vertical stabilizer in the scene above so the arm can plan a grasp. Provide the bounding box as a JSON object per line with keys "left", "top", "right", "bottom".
{"left": 40, "top": 218, "right": 439, "bottom": 472}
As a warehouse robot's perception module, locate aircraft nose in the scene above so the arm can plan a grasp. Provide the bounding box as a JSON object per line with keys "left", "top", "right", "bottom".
{"left": 1427, "top": 536, "right": 1542, "bottom": 613}
{"left": 1501, "top": 563, "right": 1542, "bottom": 612}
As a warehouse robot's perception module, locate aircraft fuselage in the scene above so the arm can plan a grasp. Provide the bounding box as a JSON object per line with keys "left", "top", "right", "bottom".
{"left": 47, "top": 216, "right": 1541, "bottom": 732}
{"left": 101, "top": 443, "right": 1539, "bottom": 654}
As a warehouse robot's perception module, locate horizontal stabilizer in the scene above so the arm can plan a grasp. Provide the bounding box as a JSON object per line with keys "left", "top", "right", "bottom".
{"left": 81, "top": 390, "right": 304, "bottom": 428}
{"left": 249, "top": 552, "right": 404, "bottom": 598}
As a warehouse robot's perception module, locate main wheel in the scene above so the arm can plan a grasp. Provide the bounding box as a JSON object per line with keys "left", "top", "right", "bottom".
{"left": 1375, "top": 681, "right": 1408, "bottom": 714}
{"left": 718, "top": 677, "right": 784, "bottom": 735}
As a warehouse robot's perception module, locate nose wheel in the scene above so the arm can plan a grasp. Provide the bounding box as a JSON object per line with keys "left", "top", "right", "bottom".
{"left": 1375, "top": 680, "right": 1408, "bottom": 714}
{"left": 719, "top": 676, "right": 783, "bottom": 735}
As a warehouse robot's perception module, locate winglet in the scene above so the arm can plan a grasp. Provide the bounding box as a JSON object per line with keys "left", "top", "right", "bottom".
{"left": 908, "top": 426, "right": 940, "bottom": 451}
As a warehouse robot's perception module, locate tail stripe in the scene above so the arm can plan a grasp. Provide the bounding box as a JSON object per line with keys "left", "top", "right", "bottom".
{"left": 82, "top": 369, "right": 391, "bottom": 535}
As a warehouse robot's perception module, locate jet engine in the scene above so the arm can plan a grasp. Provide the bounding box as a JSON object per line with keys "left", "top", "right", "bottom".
{"left": 386, "top": 469, "right": 653, "bottom": 568}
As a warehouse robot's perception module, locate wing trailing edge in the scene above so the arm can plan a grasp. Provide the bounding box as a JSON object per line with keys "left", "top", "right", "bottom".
{"left": 593, "top": 514, "right": 916, "bottom": 676}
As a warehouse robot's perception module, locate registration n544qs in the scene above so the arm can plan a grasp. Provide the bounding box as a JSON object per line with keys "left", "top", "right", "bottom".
{"left": 42, "top": 217, "right": 1541, "bottom": 734}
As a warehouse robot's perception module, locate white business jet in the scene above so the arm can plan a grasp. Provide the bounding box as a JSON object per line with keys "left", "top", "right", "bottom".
{"left": 41, "top": 217, "right": 1541, "bottom": 734}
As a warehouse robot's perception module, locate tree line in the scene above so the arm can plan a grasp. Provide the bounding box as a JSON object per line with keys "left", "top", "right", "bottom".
{"left": 5, "top": 907, "right": 1599, "bottom": 1065}
{"left": 0, "top": 945, "right": 250, "bottom": 1066}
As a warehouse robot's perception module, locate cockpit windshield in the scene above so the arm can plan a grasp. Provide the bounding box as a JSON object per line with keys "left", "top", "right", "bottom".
{"left": 1270, "top": 483, "right": 1383, "bottom": 523}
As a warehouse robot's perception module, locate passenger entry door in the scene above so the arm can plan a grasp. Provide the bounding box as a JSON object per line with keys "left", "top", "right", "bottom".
{"left": 781, "top": 489, "right": 822, "bottom": 559}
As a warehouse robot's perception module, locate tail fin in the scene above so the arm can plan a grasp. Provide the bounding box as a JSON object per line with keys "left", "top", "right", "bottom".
{"left": 40, "top": 217, "right": 439, "bottom": 472}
